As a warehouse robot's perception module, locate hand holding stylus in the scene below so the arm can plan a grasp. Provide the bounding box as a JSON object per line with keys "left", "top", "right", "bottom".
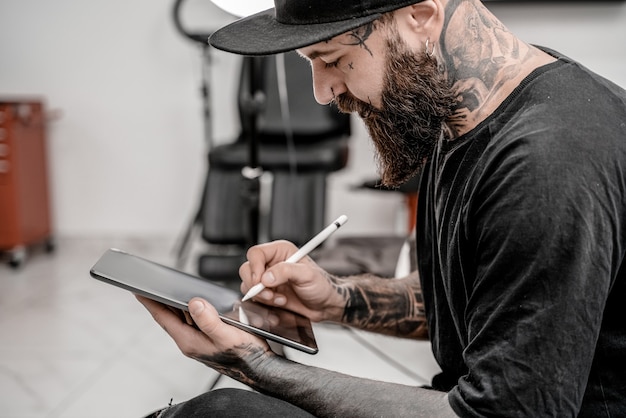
{"left": 242, "top": 215, "right": 348, "bottom": 302}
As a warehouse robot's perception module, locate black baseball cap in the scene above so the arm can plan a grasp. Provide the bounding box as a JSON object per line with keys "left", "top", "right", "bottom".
{"left": 209, "top": 0, "right": 421, "bottom": 56}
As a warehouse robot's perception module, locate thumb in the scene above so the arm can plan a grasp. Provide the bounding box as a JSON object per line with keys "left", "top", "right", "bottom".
{"left": 188, "top": 298, "right": 222, "bottom": 336}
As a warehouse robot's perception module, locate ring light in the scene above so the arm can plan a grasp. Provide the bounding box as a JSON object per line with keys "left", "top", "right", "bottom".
{"left": 210, "top": 0, "right": 274, "bottom": 18}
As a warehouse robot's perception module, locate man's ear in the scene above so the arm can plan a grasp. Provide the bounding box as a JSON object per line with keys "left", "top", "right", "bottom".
{"left": 395, "top": 0, "right": 444, "bottom": 44}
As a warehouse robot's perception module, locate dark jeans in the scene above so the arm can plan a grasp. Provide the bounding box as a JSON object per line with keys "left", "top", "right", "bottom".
{"left": 149, "top": 388, "right": 316, "bottom": 418}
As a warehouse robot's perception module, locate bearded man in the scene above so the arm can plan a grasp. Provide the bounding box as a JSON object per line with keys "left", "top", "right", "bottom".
{"left": 138, "top": 1, "right": 626, "bottom": 416}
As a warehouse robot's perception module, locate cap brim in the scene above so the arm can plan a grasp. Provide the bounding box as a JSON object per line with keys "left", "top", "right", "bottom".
{"left": 209, "top": 9, "right": 381, "bottom": 56}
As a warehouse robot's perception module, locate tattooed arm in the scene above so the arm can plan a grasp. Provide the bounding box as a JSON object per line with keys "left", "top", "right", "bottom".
{"left": 137, "top": 295, "right": 454, "bottom": 418}
{"left": 332, "top": 270, "right": 428, "bottom": 339}
{"left": 240, "top": 240, "right": 427, "bottom": 339}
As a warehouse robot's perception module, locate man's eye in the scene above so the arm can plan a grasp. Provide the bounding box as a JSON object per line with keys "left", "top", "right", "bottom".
{"left": 324, "top": 59, "right": 340, "bottom": 69}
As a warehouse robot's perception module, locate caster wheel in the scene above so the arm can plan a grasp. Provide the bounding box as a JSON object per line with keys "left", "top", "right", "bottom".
{"left": 45, "top": 238, "right": 56, "bottom": 253}
{"left": 8, "top": 247, "right": 26, "bottom": 268}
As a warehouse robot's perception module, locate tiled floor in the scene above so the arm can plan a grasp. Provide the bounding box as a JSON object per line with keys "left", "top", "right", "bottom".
{"left": 0, "top": 237, "right": 440, "bottom": 418}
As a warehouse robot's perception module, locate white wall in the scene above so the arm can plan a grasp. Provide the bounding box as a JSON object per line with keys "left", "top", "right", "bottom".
{"left": 1, "top": 1, "right": 625, "bottom": 239}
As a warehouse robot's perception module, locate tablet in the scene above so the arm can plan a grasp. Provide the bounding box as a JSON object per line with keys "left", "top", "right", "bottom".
{"left": 90, "top": 248, "right": 318, "bottom": 354}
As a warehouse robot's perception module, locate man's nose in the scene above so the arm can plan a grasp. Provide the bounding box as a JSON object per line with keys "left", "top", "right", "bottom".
{"left": 311, "top": 70, "right": 346, "bottom": 105}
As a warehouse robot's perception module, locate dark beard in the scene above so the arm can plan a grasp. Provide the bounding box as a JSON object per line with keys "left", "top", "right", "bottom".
{"left": 335, "top": 36, "right": 455, "bottom": 187}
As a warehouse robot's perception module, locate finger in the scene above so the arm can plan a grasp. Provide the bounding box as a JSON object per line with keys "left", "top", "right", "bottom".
{"left": 240, "top": 258, "right": 280, "bottom": 296}
{"left": 137, "top": 295, "right": 185, "bottom": 323}
{"left": 246, "top": 241, "right": 298, "bottom": 286}
{"left": 136, "top": 295, "right": 198, "bottom": 341}
{"left": 239, "top": 261, "right": 253, "bottom": 293}
{"left": 136, "top": 294, "right": 175, "bottom": 320}
{"left": 243, "top": 262, "right": 318, "bottom": 306}
{"left": 261, "top": 260, "right": 319, "bottom": 290}
{"left": 245, "top": 244, "right": 272, "bottom": 286}
{"left": 183, "top": 310, "right": 195, "bottom": 326}
{"left": 187, "top": 298, "right": 224, "bottom": 337}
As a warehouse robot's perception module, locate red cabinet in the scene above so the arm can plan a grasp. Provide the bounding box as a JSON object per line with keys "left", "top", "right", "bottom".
{"left": 0, "top": 99, "right": 54, "bottom": 267}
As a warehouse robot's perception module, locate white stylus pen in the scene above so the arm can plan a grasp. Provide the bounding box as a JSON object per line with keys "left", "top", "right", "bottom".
{"left": 241, "top": 215, "right": 348, "bottom": 302}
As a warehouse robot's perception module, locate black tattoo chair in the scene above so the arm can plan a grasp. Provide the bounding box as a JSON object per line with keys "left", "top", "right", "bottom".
{"left": 195, "top": 51, "right": 351, "bottom": 286}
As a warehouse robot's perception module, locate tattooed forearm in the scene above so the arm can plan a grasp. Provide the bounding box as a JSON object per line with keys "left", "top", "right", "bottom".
{"left": 244, "top": 351, "right": 451, "bottom": 418}
{"left": 330, "top": 271, "right": 428, "bottom": 339}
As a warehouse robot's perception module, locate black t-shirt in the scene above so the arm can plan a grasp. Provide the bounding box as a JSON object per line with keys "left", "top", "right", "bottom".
{"left": 416, "top": 49, "right": 626, "bottom": 417}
